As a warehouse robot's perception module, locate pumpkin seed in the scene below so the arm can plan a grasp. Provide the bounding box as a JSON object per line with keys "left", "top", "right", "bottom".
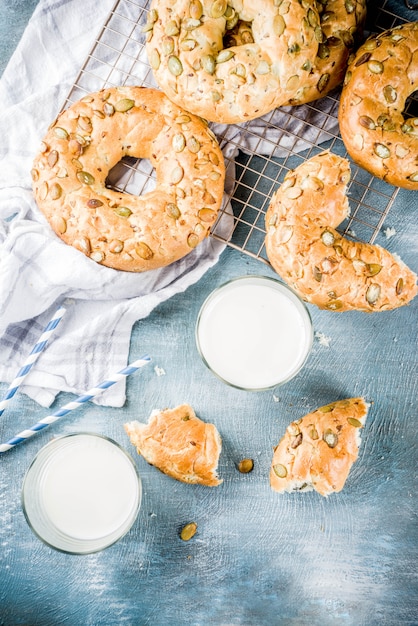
{"left": 171, "top": 165, "right": 184, "bottom": 184}
{"left": 109, "top": 239, "right": 124, "bottom": 254}
{"left": 374, "top": 143, "right": 390, "bottom": 159}
{"left": 187, "top": 136, "right": 200, "bottom": 153}
{"left": 383, "top": 85, "right": 397, "bottom": 103}
{"left": 256, "top": 60, "right": 270, "bottom": 75}
{"left": 172, "top": 133, "right": 186, "bottom": 152}
{"left": 166, "top": 203, "right": 181, "bottom": 219}
{"left": 168, "top": 55, "right": 183, "bottom": 76}
{"left": 165, "top": 20, "right": 179, "bottom": 36}
{"left": 326, "top": 300, "right": 343, "bottom": 310}
{"left": 276, "top": 225, "right": 293, "bottom": 244}
{"left": 396, "top": 277, "right": 404, "bottom": 295}
{"left": 347, "top": 417, "right": 362, "bottom": 427}
{"left": 407, "top": 172, "right": 418, "bottom": 182}
{"left": 366, "top": 283, "right": 381, "bottom": 305}
{"left": 355, "top": 52, "right": 371, "bottom": 66}
{"left": 211, "top": 0, "right": 227, "bottom": 18}
{"left": 180, "top": 38, "right": 197, "bottom": 51}
{"left": 31, "top": 168, "right": 39, "bottom": 182}
{"left": 183, "top": 18, "right": 201, "bottom": 31}
{"left": 39, "top": 182, "right": 48, "bottom": 200}
{"left": 211, "top": 90, "right": 222, "bottom": 102}
{"left": 115, "top": 98, "right": 135, "bottom": 112}
{"left": 149, "top": 48, "right": 161, "bottom": 70}
{"left": 90, "top": 251, "right": 105, "bottom": 263}
{"left": 345, "top": 0, "right": 355, "bottom": 13}
{"left": 367, "top": 263, "right": 382, "bottom": 276}
{"left": 78, "top": 116, "right": 92, "bottom": 132}
{"left": 216, "top": 49, "right": 234, "bottom": 63}
{"left": 317, "top": 73, "right": 330, "bottom": 93}
{"left": 187, "top": 233, "right": 199, "bottom": 248}
{"left": 49, "top": 183, "right": 62, "bottom": 200}
{"left": 290, "top": 433, "right": 303, "bottom": 449}
{"left": 103, "top": 102, "right": 115, "bottom": 116}
{"left": 114, "top": 206, "right": 132, "bottom": 218}
{"left": 321, "top": 230, "right": 335, "bottom": 246}
{"left": 273, "top": 14, "right": 286, "bottom": 36}
{"left": 273, "top": 463, "right": 287, "bottom": 478}
{"left": 87, "top": 198, "right": 104, "bottom": 208}
{"left": 319, "top": 404, "right": 334, "bottom": 413}
{"left": 198, "top": 208, "right": 217, "bottom": 222}
{"left": 180, "top": 522, "right": 197, "bottom": 541}
{"left": 202, "top": 54, "right": 216, "bottom": 74}
{"left": 362, "top": 38, "right": 377, "bottom": 51}
{"left": 313, "top": 266, "right": 322, "bottom": 282}
{"left": 77, "top": 171, "right": 94, "bottom": 185}
{"left": 52, "top": 216, "right": 67, "bottom": 234}
{"left": 190, "top": 0, "right": 203, "bottom": 20}
{"left": 318, "top": 43, "right": 330, "bottom": 59}
{"left": 286, "top": 75, "right": 300, "bottom": 91}
{"left": 323, "top": 429, "right": 338, "bottom": 448}
{"left": 54, "top": 127, "right": 69, "bottom": 139}
{"left": 237, "top": 459, "right": 254, "bottom": 473}
{"left": 368, "top": 60, "right": 384, "bottom": 74}
{"left": 77, "top": 236, "right": 91, "bottom": 254}
{"left": 47, "top": 150, "right": 59, "bottom": 168}
{"left": 136, "top": 242, "right": 154, "bottom": 260}
{"left": 309, "top": 426, "right": 319, "bottom": 440}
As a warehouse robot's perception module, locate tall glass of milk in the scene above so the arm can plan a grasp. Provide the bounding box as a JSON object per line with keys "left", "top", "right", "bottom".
{"left": 195, "top": 275, "right": 313, "bottom": 391}
{"left": 22, "top": 433, "right": 141, "bottom": 554}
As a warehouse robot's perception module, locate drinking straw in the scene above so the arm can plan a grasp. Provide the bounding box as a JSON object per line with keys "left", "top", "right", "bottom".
{"left": 0, "top": 355, "right": 151, "bottom": 454}
{"left": 0, "top": 306, "right": 67, "bottom": 418}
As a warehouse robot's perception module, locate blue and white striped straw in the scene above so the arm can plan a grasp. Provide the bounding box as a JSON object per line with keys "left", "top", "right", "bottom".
{"left": 0, "top": 306, "right": 67, "bottom": 418}
{"left": 0, "top": 355, "right": 151, "bottom": 454}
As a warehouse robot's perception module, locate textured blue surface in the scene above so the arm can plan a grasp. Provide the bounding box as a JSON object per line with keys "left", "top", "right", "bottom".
{"left": 0, "top": 2, "right": 417, "bottom": 625}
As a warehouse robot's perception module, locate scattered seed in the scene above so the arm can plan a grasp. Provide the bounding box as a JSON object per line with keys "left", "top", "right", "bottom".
{"left": 115, "top": 98, "right": 135, "bottom": 112}
{"left": 47, "top": 150, "right": 59, "bottom": 168}
{"left": 273, "top": 14, "right": 286, "bottom": 36}
{"left": 367, "top": 263, "right": 382, "bottom": 276}
{"left": 77, "top": 116, "right": 92, "bottom": 132}
{"left": 374, "top": 143, "right": 390, "bottom": 159}
{"left": 355, "top": 52, "right": 371, "bottom": 66}
{"left": 396, "top": 277, "right": 404, "bottom": 295}
{"left": 309, "top": 426, "right": 319, "bottom": 440}
{"left": 103, "top": 102, "right": 115, "bottom": 116}
{"left": 77, "top": 171, "right": 95, "bottom": 185}
{"left": 77, "top": 236, "right": 91, "bottom": 254}
{"left": 187, "top": 136, "right": 200, "bottom": 153}
{"left": 166, "top": 203, "right": 181, "bottom": 219}
{"left": 368, "top": 60, "right": 384, "bottom": 74}
{"left": 407, "top": 172, "right": 418, "bottom": 182}
{"left": 90, "top": 251, "right": 105, "bottom": 263}
{"left": 321, "top": 230, "right": 335, "bottom": 246}
{"left": 165, "top": 20, "right": 179, "bottom": 36}
{"left": 49, "top": 183, "right": 62, "bottom": 200}
{"left": 190, "top": 0, "right": 203, "bottom": 20}
{"left": 237, "top": 459, "right": 254, "bottom": 473}
{"left": 216, "top": 49, "right": 234, "bottom": 64}
{"left": 180, "top": 522, "right": 197, "bottom": 541}
{"left": 87, "top": 198, "right": 104, "bottom": 208}
{"left": 211, "top": 0, "right": 227, "bottom": 18}
{"left": 383, "top": 85, "right": 397, "bottom": 103}
{"left": 319, "top": 404, "right": 334, "bottom": 413}
{"left": 149, "top": 48, "right": 161, "bottom": 70}
{"left": 51, "top": 216, "right": 67, "bottom": 234}
{"left": 198, "top": 208, "right": 217, "bottom": 222}
{"left": 290, "top": 433, "right": 303, "bottom": 449}
{"left": 317, "top": 73, "right": 330, "bottom": 93}
{"left": 109, "top": 239, "right": 124, "bottom": 254}
{"left": 54, "top": 127, "right": 69, "bottom": 139}
{"left": 114, "top": 206, "right": 132, "bottom": 218}
{"left": 187, "top": 233, "right": 199, "bottom": 248}
{"left": 202, "top": 54, "right": 216, "bottom": 75}
{"left": 168, "top": 55, "right": 183, "bottom": 76}
{"left": 171, "top": 165, "right": 184, "bottom": 184}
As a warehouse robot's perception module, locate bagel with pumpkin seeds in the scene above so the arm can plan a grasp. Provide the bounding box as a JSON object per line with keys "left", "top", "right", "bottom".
{"left": 338, "top": 21, "right": 418, "bottom": 190}
{"left": 270, "top": 397, "right": 369, "bottom": 497}
{"left": 265, "top": 151, "right": 417, "bottom": 312}
{"left": 144, "top": 0, "right": 322, "bottom": 124}
{"left": 31, "top": 86, "right": 225, "bottom": 272}
{"left": 285, "top": 0, "right": 367, "bottom": 106}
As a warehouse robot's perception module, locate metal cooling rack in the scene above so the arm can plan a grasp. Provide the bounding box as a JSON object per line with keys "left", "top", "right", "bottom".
{"left": 64, "top": 0, "right": 416, "bottom": 266}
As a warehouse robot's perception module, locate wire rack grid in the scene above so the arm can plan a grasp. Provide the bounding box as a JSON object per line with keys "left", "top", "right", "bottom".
{"left": 64, "top": 0, "right": 415, "bottom": 267}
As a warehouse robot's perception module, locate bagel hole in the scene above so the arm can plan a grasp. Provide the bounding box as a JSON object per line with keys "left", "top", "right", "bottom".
{"left": 404, "top": 90, "right": 418, "bottom": 120}
{"left": 105, "top": 156, "right": 156, "bottom": 196}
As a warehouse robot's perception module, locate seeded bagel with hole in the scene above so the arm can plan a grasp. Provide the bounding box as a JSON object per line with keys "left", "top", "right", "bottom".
{"left": 265, "top": 151, "right": 417, "bottom": 311}
{"left": 144, "top": 0, "right": 321, "bottom": 124}
{"left": 338, "top": 21, "right": 418, "bottom": 190}
{"left": 285, "top": 0, "right": 367, "bottom": 105}
{"left": 270, "top": 397, "right": 369, "bottom": 497}
{"left": 31, "top": 86, "right": 225, "bottom": 272}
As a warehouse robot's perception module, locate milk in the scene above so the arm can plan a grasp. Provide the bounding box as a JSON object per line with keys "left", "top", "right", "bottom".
{"left": 196, "top": 276, "right": 312, "bottom": 390}
{"left": 39, "top": 434, "right": 139, "bottom": 541}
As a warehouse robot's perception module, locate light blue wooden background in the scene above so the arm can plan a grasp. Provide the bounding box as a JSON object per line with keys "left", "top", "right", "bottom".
{"left": 0, "top": 2, "right": 417, "bottom": 625}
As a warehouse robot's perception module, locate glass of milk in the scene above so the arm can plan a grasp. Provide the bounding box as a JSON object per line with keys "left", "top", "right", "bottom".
{"left": 21, "top": 433, "right": 141, "bottom": 554}
{"left": 195, "top": 275, "right": 313, "bottom": 391}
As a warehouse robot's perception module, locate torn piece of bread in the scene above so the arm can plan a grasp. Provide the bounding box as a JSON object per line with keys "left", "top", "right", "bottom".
{"left": 124, "top": 404, "right": 222, "bottom": 487}
{"left": 270, "top": 397, "right": 369, "bottom": 497}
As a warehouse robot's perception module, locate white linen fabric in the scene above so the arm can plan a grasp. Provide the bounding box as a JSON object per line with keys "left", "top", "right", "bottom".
{"left": 0, "top": 0, "right": 338, "bottom": 407}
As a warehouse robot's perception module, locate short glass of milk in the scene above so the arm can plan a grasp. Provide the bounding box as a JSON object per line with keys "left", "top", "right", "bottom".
{"left": 195, "top": 275, "right": 313, "bottom": 391}
{"left": 22, "top": 433, "right": 141, "bottom": 554}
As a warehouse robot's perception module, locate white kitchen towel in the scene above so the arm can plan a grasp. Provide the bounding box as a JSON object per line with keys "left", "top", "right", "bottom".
{"left": 0, "top": 0, "right": 339, "bottom": 408}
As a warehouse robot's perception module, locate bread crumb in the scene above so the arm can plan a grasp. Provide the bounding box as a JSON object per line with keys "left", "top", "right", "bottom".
{"left": 315, "top": 331, "right": 331, "bottom": 347}
{"left": 154, "top": 365, "right": 166, "bottom": 376}
{"left": 384, "top": 226, "right": 396, "bottom": 239}
{"left": 273, "top": 394, "right": 280, "bottom": 403}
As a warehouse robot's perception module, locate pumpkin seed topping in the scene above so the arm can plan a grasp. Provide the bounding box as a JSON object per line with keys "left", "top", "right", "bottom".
{"left": 168, "top": 55, "right": 183, "bottom": 76}
{"left": 114, "top": 206, "right": 132, "bottom": 218}
{"left": 383, "top": 85, "right": 397, "bottom": 103}
{"left": 347, "top": 417, "right": 362, "bottom": 427}
{"left": 49, "top": 183, "right": 62, "bottom": 200}
{"left": 323, "top": 429, "right": 338, "bottom": 448}
{"left": 54, "top": 127, "right": 69, "bottom": 139}
{"left": 77, "top": 171, "right": 95, "bottom": 185}
{"left": 366, "top": 283, "right": 381, "bottom": 305}
{"left": 273, "top": 463, "right": 287, "bottom": 478}
{"left": 109, "top": 240, "right": 124, "bottom": 254}
{"left": 87, "top": 198, "right": 104, "bottom": 208}
{"left": 187, "top": 233, "right": 199, "bottom": 248}
{"left": 171, "top": 165, "right": 184, "bottom": 184}
{"left": 166, "top": 203, "right": 181, "bottom": 219}
{"left": 165, "top": 20, "right": 179, "bottom": 36}
{"left": 172, "top": 133, "right": 186, "bottom": 152}
{"left": 187, "top": 136, "right": 200, "bottom": 153}
{"left": 149, "top": 48, "right": 161, "bottom": 70}
{"left": 115, "top": 98, "right": 135, "bottom": 112}
{"left": 211, "top": 0, "right": 227, "bottom": 19}
{"left": 374, "top": 143, "right": 390, "bottom": 159}
{"left": 47, "top": 150, "right": 59, "bottom": 168}
{"left": 136, "top": 242, "right": 154, "bottom": 260}
{"left": 368, "top": 60, "right": 384, "bottom": 74}
{"left": 198, "top": 208, "right": 217, "bottom": 222}
{"left": 189, "top": 0, "right": 203, "bottom": 20}
{"left": 202, "top": 54, "right": 216, "bottom": 75}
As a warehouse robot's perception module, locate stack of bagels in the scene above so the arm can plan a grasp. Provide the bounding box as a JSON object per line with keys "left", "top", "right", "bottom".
{"left": 31, "top": 1, "right": 417, "bottom": 311}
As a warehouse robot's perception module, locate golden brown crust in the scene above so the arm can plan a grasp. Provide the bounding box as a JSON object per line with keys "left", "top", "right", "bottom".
{"left": 124, "top": 404, "right": 222, "bottom": 486}
{"left": 338, "top": 21, "right": 418, "bottom": 190}
{"left": 270, "top": 397, "right": 369, "bottom": 497}
{"left": 145, "top": 0, "right": 321, "bottom": 123}
{"left": 31, "top": 86, "right": 225, "bottom": 272}
{"left": 285, "top": 0, "right": 367, "bottom": 105}
{"left": 265, "top": 151, "right": 417, "bottom": 312}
